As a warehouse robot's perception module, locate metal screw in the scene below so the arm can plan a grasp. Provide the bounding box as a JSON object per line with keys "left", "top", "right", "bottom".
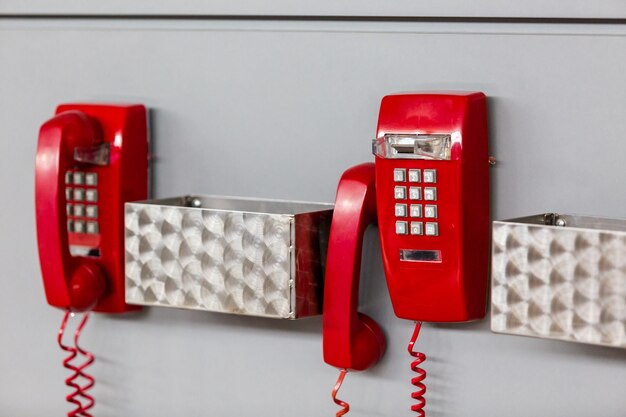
{"left": 556, "top": 218, "right": 567, "bottom": 227}
{"left": 190, "top": 198, "right": 202, "bottom": 208}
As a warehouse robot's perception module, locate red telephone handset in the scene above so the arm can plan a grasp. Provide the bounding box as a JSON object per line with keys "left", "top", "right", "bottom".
{"left": 322, "top": 163, "right": 385, "bottom": 372}
{"left": 36, "top": 104, "right": 148, "bottom": 312}
{"left": 323, "top": 92, "right": 490, "bottom": 416}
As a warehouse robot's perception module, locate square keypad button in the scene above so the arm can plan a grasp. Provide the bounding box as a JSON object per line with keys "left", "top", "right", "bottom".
{"left": 393, "top": 168, "right": 406, "bottom": 182}
{"left": 65, "top": 188, "right": 73, "bottom": 200}
{"left": 424, "top": 187, "right": 437, "bottom": 201}
{"left": 410, "top": 204, "right": 422, "bottom": 218}
{"left": 85, "top": 189, "right": 98, "bottom": 202}
{"left": 86, "top": 222, "right": 99, "bottom": 234}
{"left": 86, "top": 205, "right": 98, "bottom": 218}
{"left": 409, "top": 187, "right": 421, "bottom": 200}
{"left": 65, "top": 171, "right": 73, "bottom": 184}
{"left": 85, "top": 173, "right": 98, "bottom": 186}
{"left": 425, "top": 205, "right": 438, "bottom": 218}
{"left": 73, "top": 204, "right": 85, "bottom": 217}
{"left": 66, "top": 204, "right": 73, "bottom": 216}
{"left": 410, "top": 222, "right": 423, "bottom": 235}
{"left": 73, "top": 188, "right": 85, "bottom": 201}
{"left": 73, "top": 172, "right": 85, "bottom": 185}
{"left": 74, "top": 220, "right": 85, "bottom": 234}
{"left": 396, "top": 221, "right": 408, "bottom": 235}
{"left": 423, "top": 169, "right": 437, "bottom": 183}
{"left": 395, "top": 204, "right": 407, "bottom": 217}
{"left": 408, "top": 169, "right": 421, "bottom": 183}
{"left": 394, "top": 186, "right": 406, "bottom": 200}
{"left": 425, "top": 222, "right": 439, "bottom": 236}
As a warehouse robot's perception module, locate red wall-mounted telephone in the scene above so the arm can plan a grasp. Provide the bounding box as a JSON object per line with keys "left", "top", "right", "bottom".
{"left": 323, "top": 92, "right": 490, "bottom": 416}
{"left": 36, "top": 103, "right": 148, "bottom": 312}
{"left": 35, "top": 103, "right": 148, "bottom": 416}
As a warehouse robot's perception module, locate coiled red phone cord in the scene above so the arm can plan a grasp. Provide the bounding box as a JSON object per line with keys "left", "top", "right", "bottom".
{"left": 408, "top": 322, "right": 427, "bottom": 417}
{"left": 331, "top": 369, "right": 350, "bottom": 417}
{"left": 58, "top": 310, "right": 96, "bottom": 417}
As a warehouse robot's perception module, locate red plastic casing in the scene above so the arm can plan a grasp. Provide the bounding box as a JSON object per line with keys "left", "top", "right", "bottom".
{"left": 375, "top": 92, "right": 490, "bottom": 322}
{"left": 35, "top": 104, "right": 148, "bottom": 313}
{"left": 322, "top": 163, "right": 386, "bottom": 371}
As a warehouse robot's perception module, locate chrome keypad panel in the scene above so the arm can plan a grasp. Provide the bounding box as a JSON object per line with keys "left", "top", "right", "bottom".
{"left": 393, "top": 168, "right": 438, "bottom": 236}
{"left": 65, "top": 170, "right": 99, "bottom": 236}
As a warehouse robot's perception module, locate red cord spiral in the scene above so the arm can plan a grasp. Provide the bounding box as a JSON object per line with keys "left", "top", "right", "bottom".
{"left": 58, "top": 310, "right": 95, "bottom": 417}
{"left": 408, "top": 322, "right": 427, "bottom": 417}
{"left": 331, "top": 369, "right": 350, "bottom": 417}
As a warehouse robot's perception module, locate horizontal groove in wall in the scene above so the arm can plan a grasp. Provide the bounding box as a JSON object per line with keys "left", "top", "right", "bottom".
{"left": 1, "top": 14, "right": 626, "bottom": 25}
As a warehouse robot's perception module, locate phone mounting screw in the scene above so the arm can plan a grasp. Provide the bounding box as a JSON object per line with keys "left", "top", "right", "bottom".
{"left": 543, "top": 213, "right": 566, "bottom": 227}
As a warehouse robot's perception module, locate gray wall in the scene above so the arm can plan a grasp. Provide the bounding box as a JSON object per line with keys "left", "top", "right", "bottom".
{"left": 1, "top": 14, "right": 625, "bottom": 417}
{"left": 2, "top": 1, "right": 626, "bottom": 19}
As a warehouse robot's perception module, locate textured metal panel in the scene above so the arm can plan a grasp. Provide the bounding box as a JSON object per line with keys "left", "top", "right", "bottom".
{"left": 491, "top": 218, "right": 626, "bottom": 348}
{"left": 125, "top": 196, "right": 332, "bottom": 319}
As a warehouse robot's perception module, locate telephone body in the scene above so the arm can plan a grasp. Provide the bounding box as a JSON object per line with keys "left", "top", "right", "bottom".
{"left": 323, "top": 92, "right": 490, "bottom": 412}
{"left": 373, "top": 92, "right": 490, "bottom": 322}
{"left": 35, "top": 104, "right": 148, "bottom": 312}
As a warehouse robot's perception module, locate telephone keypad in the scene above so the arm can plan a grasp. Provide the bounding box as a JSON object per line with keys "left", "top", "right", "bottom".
{"left": 393, "top": 168, "right": 406, "bottom": 182}
{"left": 410, "top": 222, "right": 423, "bottom": 235}
{"left": 423, "top": 169, "right": 437, "bottom": 183}
{"left": 395, "top": 204, "right": 407, "bottom": 217}
{"left": 408, "top": 169, "right": 421, "bottom": 183}
{"left": 424, "top": 187, "right": 437, "bottom": 201}
{"left": 425, "top": 205, "right": 438, "bottom": 218}
{"left": 409, "top": 187, "right": 422, "bottom": 200}
{"left": 394, "top": 186, "right": 406, "bottom": 200}
{"left": 64, "top": 170, "right": 99, "bottom": 237}
{"left": 396, "top": 221, "right": 408, "bottom": 235}
{"left": 425, "top": 222, "right": 439, "bottom": 236}
{"left": 392, "top": 168, "right": 439, "bottom": 237}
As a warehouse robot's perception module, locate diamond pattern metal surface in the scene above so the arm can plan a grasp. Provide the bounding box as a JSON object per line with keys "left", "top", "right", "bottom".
{"left": 491, "top": 220, "right": 626, "bottom": 348}
{"left": 125, "top": 203, "right": 294, "bottom": 318}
